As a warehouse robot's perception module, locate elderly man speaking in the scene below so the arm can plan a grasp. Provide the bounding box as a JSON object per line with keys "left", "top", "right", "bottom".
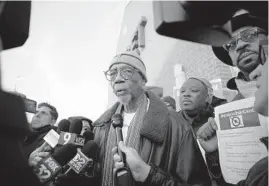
{"left": 93, "top": 51, "right": 211, "bottom": 186}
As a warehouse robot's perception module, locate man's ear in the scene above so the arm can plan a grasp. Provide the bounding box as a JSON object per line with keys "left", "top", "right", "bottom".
{"left": 142, "top": 79, "right": 146, "bottom": 86}
{"left": 205, "top": 94, "right": 210, "bottom": 105}
{"left": 141, "top": 76, "right": 146, "bottom": 86}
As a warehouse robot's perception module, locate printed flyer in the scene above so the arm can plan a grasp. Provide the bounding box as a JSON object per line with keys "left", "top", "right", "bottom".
{"left": 215, "top": 97, "right": 268, "bottom": 184}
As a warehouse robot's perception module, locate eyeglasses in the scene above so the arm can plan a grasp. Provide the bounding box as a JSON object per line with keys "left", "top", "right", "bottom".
{"left": 223, "top": 28, "right": 266, "bottom": 52}
{"left": 104, "top": 66, "right": 139, "bottom": 81}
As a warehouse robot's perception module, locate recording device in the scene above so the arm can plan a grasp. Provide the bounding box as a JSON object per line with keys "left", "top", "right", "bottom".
{"left": 8, "top": 91, "right": 37, "bottom": 114}
{"left": 0, "top": 1, "right": 31, "bottom": 50}
{"left": 34, "top": 144, "right": 77, "bottom": 183}
{"left": 259, "top": 39, "right": 268, "bottom": 65}
{"left": 23, "top": 97, "right": 37, "bottom": 114}
{"left": 58, "top": 119, "right": 85, "bottom": 147}
{"left": 153, "top": 1, "right": 268, "bottom": 46}
{"left": 58, "top": 132, "right": 85, "bottom": 147}
{"left": 112, "top": 114, "right": 133, "bottom": 186}
{"left": 66, "top": 140, "right": 98, "bottom": 176}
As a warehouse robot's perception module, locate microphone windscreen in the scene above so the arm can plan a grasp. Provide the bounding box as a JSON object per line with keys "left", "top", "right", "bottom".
{"left": 52, "top": 143, "right": 77, "bottom": 166}
{"left": 82, "top": 131, "right": 94, "bottom": 143}
{"left": 81, "top": 140, "right": 99, "bottom": 161}
{"left": 58, "top": 119, "right": 70, "bottom": 132}
{"left": 69, "top": 119, "right": 82, "bottom": 134}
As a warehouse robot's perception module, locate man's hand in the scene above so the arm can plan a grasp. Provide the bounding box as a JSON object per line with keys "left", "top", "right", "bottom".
{"left": 196, "top": 117, "right": 218, "bottom": 153}
{"left": 28, "top": 142, "right": 51, "bottom": 167}
{"left": 112, "top": 141, "right": 151, "bottom": 182}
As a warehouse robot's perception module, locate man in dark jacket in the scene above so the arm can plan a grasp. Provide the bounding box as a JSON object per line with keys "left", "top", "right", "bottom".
{"left": 178, "top": 77, "right": 215, "bottom": 135}
{"left": 23, "top": 102, "right": 58, "bottom": 158}
{"left": 94, "top": 51, "right": 211, "bottom": 186}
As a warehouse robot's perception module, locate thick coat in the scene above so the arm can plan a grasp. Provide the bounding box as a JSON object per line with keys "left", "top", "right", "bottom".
{"left": 23, "top": 125, "right": 57, "bottom": 158}
{"left": 93, "top": 91, "right": 211, "bottom": 186}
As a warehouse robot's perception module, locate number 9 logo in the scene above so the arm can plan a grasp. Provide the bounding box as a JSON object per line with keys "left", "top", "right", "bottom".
{"left": 63, "top": 133, "right": 71, "bottom": 144}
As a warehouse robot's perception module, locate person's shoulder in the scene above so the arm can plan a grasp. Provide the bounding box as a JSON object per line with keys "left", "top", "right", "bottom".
{"left": 92, "top": 102, "right": 120, "bottom": 128}
{"left": 168, "top": 110, "right": 193, "bottom": 133}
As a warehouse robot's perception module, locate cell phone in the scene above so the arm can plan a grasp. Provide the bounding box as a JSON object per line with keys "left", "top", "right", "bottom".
{"left": 259, "top": 39, "right": 268, "bottom": 65}
{"left": 23, "top": 97, "right": 37, "bottom": 114}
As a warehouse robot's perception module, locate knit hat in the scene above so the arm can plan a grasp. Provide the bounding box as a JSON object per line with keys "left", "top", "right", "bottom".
{"left": 188, "top": 77, "right": 214, "bottom": 104}
{"left": 109, "top": 51, "right": 147, "bottom": 82}
{"left": 162, "top": 96, "right": 176, "bottom": 109}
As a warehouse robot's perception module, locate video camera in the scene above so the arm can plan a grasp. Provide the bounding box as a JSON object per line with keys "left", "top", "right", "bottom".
{"left": 153, "top": 1, "right": 268, "bottom": 46}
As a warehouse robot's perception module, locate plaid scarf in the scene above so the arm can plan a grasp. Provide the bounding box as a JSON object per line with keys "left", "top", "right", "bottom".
{"left": 102, "top": 94, "right": 148, "bottom": 186}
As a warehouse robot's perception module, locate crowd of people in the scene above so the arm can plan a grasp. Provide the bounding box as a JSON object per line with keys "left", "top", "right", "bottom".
{"left": 0, "top": 4, "right": 268, "bottom": 186}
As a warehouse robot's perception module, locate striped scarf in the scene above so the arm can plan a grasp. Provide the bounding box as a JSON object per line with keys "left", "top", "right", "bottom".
{"left": 102, "top": 93, "right": 148, "bottom": 186}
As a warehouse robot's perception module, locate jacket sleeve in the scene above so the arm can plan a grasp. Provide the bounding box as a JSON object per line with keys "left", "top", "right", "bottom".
{"left": 205, "top": 151, "right": 235, "bottom": 186}
{"left": 142, "top": 129, "right": 212, "bottom": 186}
{"left": 205, "top": 151, "right": 222, "bottom": 180}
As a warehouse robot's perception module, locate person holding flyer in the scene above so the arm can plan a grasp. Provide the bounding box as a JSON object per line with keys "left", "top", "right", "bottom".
{"left": 197, "top": 12, "right": 268, "bottom": 186}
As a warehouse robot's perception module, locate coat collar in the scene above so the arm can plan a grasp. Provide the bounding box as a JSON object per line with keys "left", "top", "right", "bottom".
{"left": 140, "top": 91, "right": 170, "bottom": 144}
{"left": 179, "top": 106, "right": 214, "bottom": 134}
{"left": 93, "top": 91, "right": 170, "bottom": 144}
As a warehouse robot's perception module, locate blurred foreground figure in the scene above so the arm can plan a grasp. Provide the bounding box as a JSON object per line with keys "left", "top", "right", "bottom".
{"left": 0, "top": 1, "right": 44, "bottom": 186}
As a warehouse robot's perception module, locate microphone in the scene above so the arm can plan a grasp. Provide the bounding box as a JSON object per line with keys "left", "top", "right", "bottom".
{"left": 58, "top": 119, "right": 85, "bottom": 147}
{"left": 112, "top": 114, "right": 133, "bottom": 186}
{"left": 66, "top": 140, "right": 98, "bottom": 175}
{"left": 54, "top": 141, "right": 99, "bottom": 186}
{"left": 34, "top": 143, "right": 77, "bottom": 183}
{"left": 69, "top": 119, "right": 83, "bottom": 134}
{"left": 82, "top": 130, "right": 94, "bottom": 144}
{"left": 57, "top": 119, "right": 71, "bottom": 133}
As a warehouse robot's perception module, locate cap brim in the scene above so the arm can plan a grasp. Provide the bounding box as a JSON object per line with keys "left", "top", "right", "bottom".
{"left": 231, "top": 14, "right": 268, "bottom": 33}
{"left": 212, "top": 46, "right": 233, "bottom": 66}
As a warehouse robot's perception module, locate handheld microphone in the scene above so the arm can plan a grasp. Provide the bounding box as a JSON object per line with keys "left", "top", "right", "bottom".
{"left": 58, "top": 120, "right": 85, "bottom": 147}
{"left": 57, "top": 119, "right": 71, "bottom": 133}
{"left": 34, "top": 143, "right": 77, "bottom": 183}
{"left": 66, "top": 140, "right": 98, "bottom": 175}
{"left": 82, "top": 130, "right": 94, "bottom": 144}
{"left": 112, "top": 114, "right": 133, "bottom": 186}
{"left": 69, "top": 119, "right": 83, "bottom": 134}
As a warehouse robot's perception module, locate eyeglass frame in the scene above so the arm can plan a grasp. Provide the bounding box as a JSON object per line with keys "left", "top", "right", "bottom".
{"left": 104, "top": 65, "right": 140, "bottom": 82}
{"left": 222, "top": 27, "right": 267, "bottom": 52}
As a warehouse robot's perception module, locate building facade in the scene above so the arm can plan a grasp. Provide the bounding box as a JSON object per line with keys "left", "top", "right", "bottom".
{"left": 108, "top": 1, "right": 238, "bottom": 110}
